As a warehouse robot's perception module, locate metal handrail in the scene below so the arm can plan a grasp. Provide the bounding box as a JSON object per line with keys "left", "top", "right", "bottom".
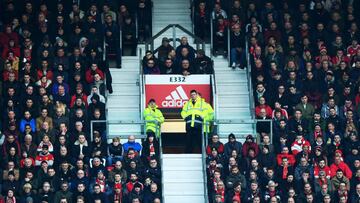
{"left": 245, "top": 37, "right": 256, "bottom": 119}
{"left": 155, "top": 122, "right": 164, "bottom": 203}
{"left": 145, "top": 24, "right": 206, "bottom": 52}
{"left": 213, "top": 119, "right": 273, "bottom": 141}
{"left": 210, "top": 75, "right": 218, "bottom": 122}
{"left": 227, "top": 26, "right": 231, "bottom": 66}
{"left": 135, "top": 13, "right": 139, "bottom": 40}
{"left": 210, "top": 17, "right": 214, "bottom": 55}
{"left": 139, "top": 48, "right": 145, "bottom": 124}
{"left": 202, "top": 123, "right": 209, "bottom": 203}
{"left": 190, "top": 0, "right": 195, "bottom": 33}
{"left": 119, "top": 29, "right": 123, "bottom": 59}
{"left": 103, "top": 36, "right": 106, "bottom": 61}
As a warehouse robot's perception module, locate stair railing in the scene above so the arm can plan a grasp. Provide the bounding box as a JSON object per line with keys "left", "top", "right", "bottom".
{"left": 210, "top": 74, "right": 218, "bottom": 124}
{"left": 245, "top": 37, "right": 255, "bottom": 119}
{"left": 210, "top": 17, "right": 214, "bottom": 55}
{"left": 135, "top": 13, "right": 139, "bottom": 40}
{"left": 139, "top": 48, "right": 145, "bottom": 118}
{"left": 227, "top": 26, "right": 231, "bottom": 66}
{"left": 190, "top": 0, "right": 195, "bottom": 34}
{"left": 142, "top": 119, "right": 164, "bottom": 202}
{"left": 145, "top": 24, "right": 205, "bottom": 52}
{"left": 202, "top": 123, "right": 210, "bottom": 203}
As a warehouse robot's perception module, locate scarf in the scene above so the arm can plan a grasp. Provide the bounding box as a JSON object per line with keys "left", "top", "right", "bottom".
{"left": 149, "top": 143, "right": 155, "bottom": 156}
{"left": 282, "top": 165, "right": 288, "bottom": 179}
{"left": 96, "top": 178, "right": 106, "bottom": 192}
{"left": 199, "top": 8, "right": 205, "bottom": 17}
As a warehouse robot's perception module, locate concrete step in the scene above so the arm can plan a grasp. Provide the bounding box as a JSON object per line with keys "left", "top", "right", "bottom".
{"left": 107, "top": 109, "right": 140, "bottom": 120}
{"left": 107, "top": 95, "right": 139, "bottom": 108}
{"left": 163, "top": 158, "right": 202, "bottom": 168}
{"left": 108, "top": 123, "right": 142, "bottom": 136}
{"left": 163, "top": 182, "right": 204, "bottom": 195}
{"left": 164, "top": 195, "right": 205, "bottom": 203}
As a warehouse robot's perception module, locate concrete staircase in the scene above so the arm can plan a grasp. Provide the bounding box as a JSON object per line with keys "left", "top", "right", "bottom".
{"left": 213, "top": 57, "right": 255, "bottom": 143}
{"left": 107, "top": 56, "right": 143, "bottom": 139}
{"left": 162, "top": 154, "right": 206, "bottom": 203}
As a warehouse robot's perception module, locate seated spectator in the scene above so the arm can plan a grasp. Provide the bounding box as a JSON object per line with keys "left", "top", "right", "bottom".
{"left": 296, "top": 95, "right": 315, "bottom": 121}
{"left": 35, "top": 145, "right": 54, "bottom": 166}
{"left": 331, "top": 169, "right": 350, "bottom": 191}
{"left": 160, "top": 58, "right": 177, "bottom": 74}
{"left": 143, "top": 59, "right": 160, "bottom": 74}
{"left": 85, "top": 63, "right": 104, "bottom": 84}
{"left": 91, "top": 131, "right": 107, "bottom": 158}
{"left": 206, "top": 134, "right": 224, "bottom": 156}
{"left": 224, "top": 133, "right": 242, "bottom": 159}
{"left": 178, "top": 59, "right": 194, "bottom": 76}
{"left": 88, "top": 94, "right": 105, "bottom": 118}
{"left": 87, "top": 86, "right": 106, "bottom": 104}
{"left": 123, "top": 135, "right": 142, "bottom": 153}
{"left": 255, "top": 97, "right": 272, "bottom": 118}
{"left": 225, "top": 166, "right": 246, "bottom": 191}
{"left": 35, "top": 75, "right": 52, "bottom": 90}
{"left": 330, "top": 156, "right": 353, "bottom": 180}
{"left": 315, "top": 171, "right": 333, "bottom": 195}
{"left": 108, "top": 160, "right": 128, "bottom": 184}
{"left": 175, "top": 37, "right": 195, "bottom": 59}
{"left": 19, "top": 111, "right": 36, "bottom": 133}
{"left": 193, "top": 49, "right": 213, "bottom": 74}
{"left": 53, "top": 85, "right": 71, "bottom": 106}
{"left": 242, "top": 135, "right": 259, "bottom": 158}
{"left": 155, "top": 37, "right": 173, "bottom": 62}
{"left": 143, "top": 182, "right": 161, "bottom": 203}
{"left": 276, "top": 147, "right": 295, "bottom": 166}
{"left": 272, "top": 101, "right": 289, "bottom": 120}
{"left": 295, "top": 157, "right": 314, "bottom": 181}
{"left": 291, "top": 134, "right": 311, "bottom": 156}
{"left": 90, "top": 73, "right": 106, "bottom": 96}
{"left": 36, "top": 108, "right": 53, "bottom": 132}
{"left": 89, "top": 170, "right": 111, "bottom": 196}
{"left": 141, "top": 134, "right": 160, "bottom": 163}
{"left": 314, "top": 159, "right": 332, "bottom": 179}
{"left": 70, "top": 84, "right": 88, "bottom": 108}
{"left": 37, "top": 134, "right": 54, "bottom": 153}
{"left": 263, "top": 180, "right": 281, "bottom": 202}
{"left": 72, "top": 133, "right": 91, "bottom": 164}
{"left": 52, "top": 75, "right": 69, "bottom": 96}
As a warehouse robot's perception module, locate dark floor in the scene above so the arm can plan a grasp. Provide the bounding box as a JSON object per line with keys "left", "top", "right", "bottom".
{"left": 162, "top": 133, "right": 201, "bottom": 154}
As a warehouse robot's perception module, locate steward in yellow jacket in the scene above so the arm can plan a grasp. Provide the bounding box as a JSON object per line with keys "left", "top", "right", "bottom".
{"left": 144, "top": 99, "right": 164, "bottom": 137}
{"left": 181, "top": 90, "right": 208, "bottom": 152}
{"left": 201, "top": 98, "right": 214, "bottom": 134}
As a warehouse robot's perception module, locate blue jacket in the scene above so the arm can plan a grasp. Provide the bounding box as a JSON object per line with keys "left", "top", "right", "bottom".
{"left": 20, "top": 118, "right": 36, "bottom": 133}
{"left": 123, "top": 141, "right": 142, "bottom": 153}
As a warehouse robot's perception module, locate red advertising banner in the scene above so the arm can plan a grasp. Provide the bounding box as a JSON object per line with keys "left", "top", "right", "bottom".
{"left": 145, "top": 75, "right": 211, "bottom": 109}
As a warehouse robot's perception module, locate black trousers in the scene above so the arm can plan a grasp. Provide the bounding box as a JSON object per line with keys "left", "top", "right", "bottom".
{"left": 185, "top": 125, "right": 202, "bottom": 153}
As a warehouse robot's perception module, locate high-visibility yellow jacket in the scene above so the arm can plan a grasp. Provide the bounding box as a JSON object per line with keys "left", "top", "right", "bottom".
{"left": 144, "top": 105, "right": 164, "bottom": 136}
{"left": 202, "top": 98, "right": 214, "bottom": 133}
{"left": 181, "top": 97, "right": 207, "bottom": 128}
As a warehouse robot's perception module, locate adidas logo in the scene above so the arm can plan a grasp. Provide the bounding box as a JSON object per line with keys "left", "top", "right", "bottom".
{"left": 162, "top": 86, "right": 189, "bottom": 107}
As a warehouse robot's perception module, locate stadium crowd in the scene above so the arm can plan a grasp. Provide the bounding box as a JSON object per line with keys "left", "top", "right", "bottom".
{"left": 199, "top": 0, "right": 360, "bottom": 203}
{"left": 0, "top": 0, "right": 161, "bottom": 203}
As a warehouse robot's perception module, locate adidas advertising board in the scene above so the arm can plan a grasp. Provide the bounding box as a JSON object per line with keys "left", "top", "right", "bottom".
{"left": 145, "top": 75, "right": 211, "bottom": 109}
